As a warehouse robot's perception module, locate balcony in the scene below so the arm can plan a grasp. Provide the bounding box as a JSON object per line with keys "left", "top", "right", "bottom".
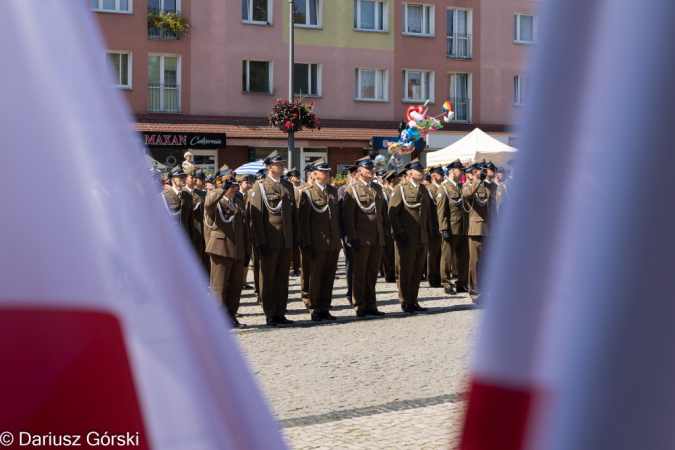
{"left": 446, "top": 97, "right": 471, "bottom": 123}
{"left": 446, "top": 34, "right": 472, "bottom": 60}
{"left": 147, "top": 9, "right": 184, "bottom": 41}
{"left": 148, "top": 84, "right": 181, "bottom": 113}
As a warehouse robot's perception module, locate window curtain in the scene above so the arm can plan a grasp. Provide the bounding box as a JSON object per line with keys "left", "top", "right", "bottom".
{"left": 520, "top": 15, "right": 534, "bottom": 41}
{"left": 407, "top": 5, "right": 422, "bottom": 33}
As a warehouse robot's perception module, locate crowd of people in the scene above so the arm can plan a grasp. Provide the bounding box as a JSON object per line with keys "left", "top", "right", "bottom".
{"left": 158, "top": 150, "right": 513, "bottom": 329}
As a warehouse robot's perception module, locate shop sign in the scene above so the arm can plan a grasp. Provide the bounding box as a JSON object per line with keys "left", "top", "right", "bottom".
{"left": 143, "top": 132, "right": 226, "bottom": 149}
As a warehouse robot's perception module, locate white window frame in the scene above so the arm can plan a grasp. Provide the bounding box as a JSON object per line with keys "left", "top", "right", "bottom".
{"left": 514, "top": 75, "right": 529, "bottom": 106}
{"left": 106, "top": 51, "right": 132, "bottom": 89}
{"left": 447, "top": 72, "right": 471, "bottom": 122}
{"left": 514, "top": 13, "right": 536, "bottom": 44}
{"left": 148, "top": 0, "right": 181, "bottom": 11}
{"left": 242, "top": 60, "right": 273, "bottom": 94}
{"left": 402, "top": 69, "right": 434, "bottom": 103}
{"left": 293, "top": 0, "right": 322, "bottom": 28}
{"left": 446, "top": 8, "right": 472, "bottom": 57}
{"left": 242, "top": 0, "right": 273, "bottom": 25}
{"left": 148, "top": 54, "right": 181, "bottom": 113}
{"left": 402, "top": 3, "right": 434, "bottom": 37}
{"left": 354, "top": 68, "right": 388, "bottom": 102}
{"left": 294, "top": 63, "right": 321, "bottom": 97}
{"left": 354, "top": 0, "right": 388, "bottom": 33}
{"left": 90, "top": 0, "right": 132, "bottom": 13}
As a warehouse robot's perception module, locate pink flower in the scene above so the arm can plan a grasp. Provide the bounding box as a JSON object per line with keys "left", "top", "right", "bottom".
{"left": 278, "top": 99, "right": 282, "bottom": 103}
{"left": 317, "top": 119, "right": 321, "bottom": 124}
{"left": 285, "top": 120, "right": 291, "bottom": 127}
{"left": 309, "top": 101, "right": 314, "bottom": 106}
{"left": 293, "top": 113, "right": 298, "bottom": 118}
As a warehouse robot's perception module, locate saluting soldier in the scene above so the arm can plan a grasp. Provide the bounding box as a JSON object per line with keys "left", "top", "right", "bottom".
{"left": 463, "top": 161, "right": 494, "bottom": 301}
{"left": 380, "top": 170, "right": 398, "bottom": 283}
{"left": 183, "top": 167, "right": 207, "bottom": 272}
{"left": 437, "top": 160, "right": 470, "bottom": 295}
{"left": 235, "top": 173, "right": 254, "bottom": 290}
{"left": 204, "top": 165, "right": 250, "bottom": 329}
{"left": 299, "top": 158, "right": 341, "bottom": 321}
{"left": 338, "top": 165, "right": 359, "bottom": 305}
{"left": 343, "top": 156, "right": 389, "bottom": 317}
{"left": 160, "top": 165, "right": 193, "bottom": 237}
{"left": 425, "top": 166, "right": 444, "bottom": 288}
{"left": 388, "top": 159, "right": 433, "bottom": 313}
{"left": 249, "top": 151, "right": 299, "bottom": 326}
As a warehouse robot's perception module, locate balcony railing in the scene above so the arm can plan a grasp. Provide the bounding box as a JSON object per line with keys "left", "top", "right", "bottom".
{"left": 148, "top": 84, "right": 181, "bottom": 113}
{"left": 446, "top": 97, "right": 472, "bottom": 123}
{"left": 447, "top": 33, "right": 472, "bottom": 60}
{"left": 148, "top": 9, "right": 181, "bottom": 40}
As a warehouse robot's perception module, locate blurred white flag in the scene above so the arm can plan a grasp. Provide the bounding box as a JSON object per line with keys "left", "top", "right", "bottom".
{"left": 0, "top": 2, "right": 286, "bottom": 449}
{"left": 461, "top": 0, "right": 675, "bottom": 449}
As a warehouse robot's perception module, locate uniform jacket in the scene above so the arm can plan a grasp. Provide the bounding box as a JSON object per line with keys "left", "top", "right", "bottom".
{"left": 437, "top": 180, "right": 467, "bottom": 236}
{"left": 426, "top": 182, "right": 442, "bottom": 235}
{"left": 462, "top": 179, "right": 494, "bottom": 236}
{"left": 299, "top": 183, "right": 342, "bottom": 252}
{"left": 388, "top": 181, "right": 433, "bottom": 244}
{"left": 495, "top": 178, "right": 511, "bottom": 216}
{"left": 249, "top": 176, "right": 299, "bottom": 249}
{"left": 343, "top": 179, "right": 389, "bottom": 247}
{"left": 204, "top": 189, "right": 250, "bottom": 261}
{"left": 184, "top": 187, "right": 205, "bottom": 246}
{"left": 160, "top": 187, "right": 193, "bottom": 237}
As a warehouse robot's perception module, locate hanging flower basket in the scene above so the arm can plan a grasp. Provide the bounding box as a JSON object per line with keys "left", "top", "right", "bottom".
{"left": 147, "top": 10, "right": 191, "bottom": 38}
{"left": 268, "top": 99, "right": 321, "bottom": 134}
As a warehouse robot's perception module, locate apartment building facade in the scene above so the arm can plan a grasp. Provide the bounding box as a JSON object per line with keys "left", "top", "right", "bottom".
{"left": 92, "top": 0, "right": 538, "bottom": 174}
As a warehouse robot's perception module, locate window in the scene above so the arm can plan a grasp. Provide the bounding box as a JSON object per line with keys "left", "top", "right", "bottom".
{"left": 243, "top": 60, "right": 272, "bottom": 94}
{"left": 514, "top": 13, "right": 535, "bottom": 43}
{"left": 514, "top": 75, "right": 529, "bottom": 105}
{"left": 294, "top": 63, "right": 320, "bottom": 96}
{"left": 148, "top": 55, "right": 180, "bottom": 113}
{"left": 355, "top": 68, "right": 387, "bottom": 101}
{"left": 90, "top": 0, "right": 131, "bottom": 13}
{"left": 106, "top": 52, "right": 131, "bottom": 88}
{"left": 354, "top": 0, "right": 387, "bottom": 32}
{"left": 402, "top": 3, "right": 433, "bottom": 36}
{"left": 447, "top": 8, "right": 471, "bottom": 59}
{"left": 242, "top": 0, "right": 271, "bottom": 24}
{"left": 148, "top": 0, "right": 178, "bottom": 12}
{"left": 403, "top": 70, "right": 433, "bottom": 102}
{"left": 294, "top": 0, "right": 320, "bottom": 27}
{"left": 447, "top": 73, "right": 471, "bottom": 122}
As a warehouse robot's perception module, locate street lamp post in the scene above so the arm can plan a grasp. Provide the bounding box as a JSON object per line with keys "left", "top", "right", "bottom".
{"left": 288, "top": 0, "right": 295, "bottom": 170}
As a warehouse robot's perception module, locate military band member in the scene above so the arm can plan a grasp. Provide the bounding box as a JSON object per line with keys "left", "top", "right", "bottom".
{"left": 425, "top": 166, "right": 444, "bottom": 288}
{"left": 160, "top": 165, "right": 193, "bottom": 237}
{"left": 204, "top": 165, "right": 250, "bottom": 329}
{"left": 343, "top": 156, "right": 389, "bottom": 317}
{"left": 184, "top": 167, "right": 207, "bottom": 272}
{"left": 463, "top": 161, "right": 494, "bottom": 301}
{"left": 388, "top": 159, "right": 432, "bottom": 313}
{"left": 338, "top": 165, "right": 359, "bottom": 304}
{"left": 437, "top": 160, "right": 470, "bottom": 294}
{"left": 380, "top": 170, "right": 398, "bottom": 283}
{"left": 299, "top": 158, "right": 341, "bottom": 321}
{"left": 250, "top": 150, "right": 300, "bottom": 326}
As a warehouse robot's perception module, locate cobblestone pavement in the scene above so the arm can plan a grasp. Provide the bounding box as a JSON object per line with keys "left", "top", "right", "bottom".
{"left": 234, "top": 255, "right": 480, "bottom": 449}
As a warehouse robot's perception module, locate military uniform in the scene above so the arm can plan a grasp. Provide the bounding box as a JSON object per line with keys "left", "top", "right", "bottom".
{"left": 299, "top": 159, "right": 341, "bottom": 320}
{"left": 249, "top": 151, "right": 299, "bottom": 325}
{"left": 343, "top": 157, "right": 389, "bottom": 316}
{"left": 388, "top": 160, "right": 433, "bottom": 312}
{"left": 338, "top": 166, "right": 357, "bottom": 303}
{"left": 160, "top": 166, "right": 193, "bottom": 237}
{"left": 380, "top": 173, "right": 396, "bottom": 282}
{"left": 463, "top": 167, "right": 494, "bottom": 299}
{"left": 250, "top": 168, "right": 268, "bottom": 304}
{"left": 204, "top": 174, "right": 250, "bottom": 328}
{"left": 425, "top": 169, "right": 443, "bottom": 287}
{"left": 183, "top": 182, "right": 207, "bottom": 271}
{"left": 437, "top": 160, "right": 470, "bottom": 293}
{"left": 296, "top": 166, "right": 313, "bottom": 308}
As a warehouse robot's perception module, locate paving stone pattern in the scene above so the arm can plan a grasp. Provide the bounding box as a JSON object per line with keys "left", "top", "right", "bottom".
{"left": 235, "top": 256, "right": 480, "bottom": 449}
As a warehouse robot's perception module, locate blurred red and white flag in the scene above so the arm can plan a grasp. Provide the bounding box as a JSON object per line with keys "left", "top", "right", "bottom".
{"left": 0, "top": 2, "right": 286, "bottom": 449}
{"left": 461, "top": 0, "right": 675, "bottom": 449}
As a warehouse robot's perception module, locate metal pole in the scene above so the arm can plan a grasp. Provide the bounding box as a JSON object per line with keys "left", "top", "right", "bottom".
{"left": 288, "top": 0, "right": 295, "bottom": 170}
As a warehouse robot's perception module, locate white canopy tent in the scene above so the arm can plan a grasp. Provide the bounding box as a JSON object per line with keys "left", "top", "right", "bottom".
{"left": 426, "top": 128, "right": 517, "bottom": 166}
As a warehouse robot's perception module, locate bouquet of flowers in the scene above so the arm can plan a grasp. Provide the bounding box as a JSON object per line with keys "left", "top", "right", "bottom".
{"left": 268, "top": 99, "right": 321, "bottom": 134}
{"left": 331, "top": 173, "right": 349, "bottom": 187}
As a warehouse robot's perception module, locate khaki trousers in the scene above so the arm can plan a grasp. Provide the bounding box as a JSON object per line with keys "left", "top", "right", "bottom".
{"left": 210, "top": 255, "right": 244, "bottom": 317}
{"left": 351, "top": 245, "right": 383, "bottom": 311}
{"left": 259, "top": 248, "right": 292, "bottom": 318}
{"left": 441, "top": 235, "right": 470, "bottom": 288}
{"left": 396, "top": 242, "right": 428, "bottom": 305}
{"left": 468, "top": 236, "right": 485, "bottom": 296}
{"left": 427, "top": 234, "right": 442, "bottom": 284}
{"left": 308, "top": 249, "right": 340, "bottom": 314}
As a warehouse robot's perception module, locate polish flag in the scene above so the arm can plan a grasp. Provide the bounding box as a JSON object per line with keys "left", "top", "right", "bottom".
{"left": 0, "top": 2, "right": 286, "bottom": 449}
{"left": 460, "top": 0, "right": 675, "bottom": 449}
